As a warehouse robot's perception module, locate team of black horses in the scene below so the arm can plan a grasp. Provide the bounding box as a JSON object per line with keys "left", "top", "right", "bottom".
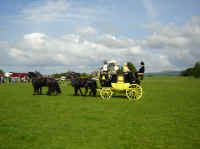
{"left": 28, "top": 72, "right": 61, "bottom": 96}
{"left": 27, "top": 71, "right": 97, "bottom": 96}
{"left": 67, "top": 72, "right": 97, "bottom": 96}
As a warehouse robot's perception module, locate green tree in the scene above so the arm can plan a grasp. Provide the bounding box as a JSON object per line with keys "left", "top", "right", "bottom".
{"left": 181, "top": 68, "right": 194, "bottom": 76}
{"left": 52, "top": 73, "right": 60, "bottom": 78}
{"left": 80, "top": 73, "right": 89, "bottom": 77}
{"left": 181, "top": 61, "right": 200, "bottom": 78}
{"left": 193, "top": 61, "right": 200, "bottom": 78}
{"left": 127, "top": 62, "right": 137, "bottom": 73}
{"left": 0, "top": 69, "right": 4, "bottom": 74}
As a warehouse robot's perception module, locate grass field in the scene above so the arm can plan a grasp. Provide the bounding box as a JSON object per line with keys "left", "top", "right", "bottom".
{"left": 0, "top": 76, "right": 200, "bottom": 149}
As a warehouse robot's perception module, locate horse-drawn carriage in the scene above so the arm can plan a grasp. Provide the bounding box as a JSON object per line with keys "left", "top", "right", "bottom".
{"left": 66, "top": 60, "right": 144, "bottom": 100}
{"left": 98, "top": 73, "right": 143, "bottom": 101}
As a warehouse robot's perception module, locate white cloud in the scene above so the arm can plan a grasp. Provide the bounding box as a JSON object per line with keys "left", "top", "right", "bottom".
{"left": 1, "top": 16, "right": 200, "bottom": 73}
{"left": 21, "top": 0, "right": 102, "bottom": 23}
{"left": 24, "top": 33, "right": 47, "bottom": 40}
{"left": 3, "top": 30, "right": 172, "bottom": 73}
{"left": 76, "top": 26, "right": 97, "bottom": 34}
{"left": 143, "top": 16, "right": 200, "bottom": 68}
{"left": 22, "top": 0, "right": 69, "bottom": 22}
{"left": 0, "top": 41, "right": 22, "bottom": 67}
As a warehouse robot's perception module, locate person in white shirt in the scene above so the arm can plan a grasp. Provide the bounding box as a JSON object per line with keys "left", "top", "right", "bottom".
{"left": 103, "top": 61, "right": 108, "bottom": 72}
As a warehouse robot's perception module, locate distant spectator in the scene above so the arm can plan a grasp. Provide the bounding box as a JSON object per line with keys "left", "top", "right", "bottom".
{"left": 9, "top": 77, "right": 11, "bottom": 83}
{"left": 0, "top": 75, "right": 5, "bottom": 83}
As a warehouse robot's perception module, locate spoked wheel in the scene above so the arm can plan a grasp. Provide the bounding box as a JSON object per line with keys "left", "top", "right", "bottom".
{"left": 127, "top": 84, "right": 143, "bottom": 101}
{"left": 100, "top": 88, "right": 113, "bottom": 100}
{"left": 126, "top": 88, "right": 137, "bottom": 101}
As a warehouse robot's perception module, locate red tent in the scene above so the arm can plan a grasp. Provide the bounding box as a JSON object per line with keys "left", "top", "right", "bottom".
{"left": 19, "top": 73, "right": 27, "bottom": 78}
{"left": 10, "top": 73, "right": 28, "bottom": 78}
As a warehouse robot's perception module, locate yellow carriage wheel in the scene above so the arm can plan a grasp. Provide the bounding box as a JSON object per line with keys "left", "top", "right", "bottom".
{"left": 128, "top": 84, "right": 143, "bottom": 101}
{"left": 126, "top": 88, "right": 137, "bottom": 101}
{"left": 100, "top": 88, "right": 113, "bottom": 100}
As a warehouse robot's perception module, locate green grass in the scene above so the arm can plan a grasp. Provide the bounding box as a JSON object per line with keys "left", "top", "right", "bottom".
{"left": 0, "top": 76, "right": 200, "bottom": 149}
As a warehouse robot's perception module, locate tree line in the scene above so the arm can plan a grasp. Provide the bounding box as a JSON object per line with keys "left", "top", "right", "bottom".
{"left": 181, "top": 61, "right": 200, "bottom": 78}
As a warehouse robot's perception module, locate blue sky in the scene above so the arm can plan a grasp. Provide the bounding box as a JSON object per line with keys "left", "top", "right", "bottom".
{"left": 0, "top": 0, "right": 200, "bottom": 73}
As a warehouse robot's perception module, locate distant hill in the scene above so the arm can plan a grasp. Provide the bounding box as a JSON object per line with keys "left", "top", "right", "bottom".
{"left": 145, "top": 71, "right": 181, "bottom": 76}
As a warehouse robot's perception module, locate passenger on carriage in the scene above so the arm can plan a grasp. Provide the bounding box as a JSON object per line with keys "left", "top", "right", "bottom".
{"left": 108, "top": 61, "right": 119, "bottom": 83}
{"left": 100, "top": 60, "right": 120, "bottom": 87}
{"left": 122, "top": 62, "right": 130, "bottom": 73}
{"left": 122, "top": 62, "right": 132, "bottom": 83}
{"left": 100, "top": 61, "right": 109, "bottom": 87}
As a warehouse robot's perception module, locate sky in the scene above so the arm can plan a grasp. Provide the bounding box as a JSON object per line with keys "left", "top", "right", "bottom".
{"left": 0, "top": 0, "right": 200, "bottom": 74}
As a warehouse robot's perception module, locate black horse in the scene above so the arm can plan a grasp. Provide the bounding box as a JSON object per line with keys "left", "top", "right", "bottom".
{"left": 28, "top": 72, "right": 61, "bottom": 95}
{"left": 67, "top": 72, "right": 97, "bottom": 96}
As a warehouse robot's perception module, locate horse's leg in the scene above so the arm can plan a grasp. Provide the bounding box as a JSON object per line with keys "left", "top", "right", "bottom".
{"left": 40, "top": 87, "right": 43, "bottom": 95}
{"left": 52, "top": 87, "right": 57, "bottom": 96}
{"left": 54, "top": 82, "right": 59, "bottom": 95}
{"left": 49, "top": 87, "right": 53, "bottom": 95}
{"left": 35, "top": 85, "right": 40, "bottom": 95}
{"left": 47, "top": 86, "right": 51, "bottom": 95}
{"left": 56, "top": 84, "right": 61, "bottom": 95}
{"left": 49, "top": 84, "right": 55, "bottom": 96}
{"left": 33, "top": 86, "right": 36, "bottom": 95}
{"left": 58, "top": 85, "right": 61, "bottom": 94}
{"left": 91, "top": 82, "right": 97, "bottom": 96}
{"left": 84, "top": 86, "right": 88, "bottom": 96}
{"left": 79, "top": 87, "right": 83, "bottom": 96}
{"left": 37, "top": 87, "right": 40, "bottom": 95}
{"left": 89, "top": 85, "right": 95, "bottom": 96}
{"left": 74, "top": 87, "right": 78, "bottom": 96}
{"left": 53, "top": 84, "right": 57, "bottom": 95}
{"left": 92, "top": 88, "right": 97, "bottom": 96}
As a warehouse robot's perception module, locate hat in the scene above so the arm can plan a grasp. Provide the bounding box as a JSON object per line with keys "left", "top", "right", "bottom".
{"left": 123, "top": 62, "right": 128, "bottom": 66}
